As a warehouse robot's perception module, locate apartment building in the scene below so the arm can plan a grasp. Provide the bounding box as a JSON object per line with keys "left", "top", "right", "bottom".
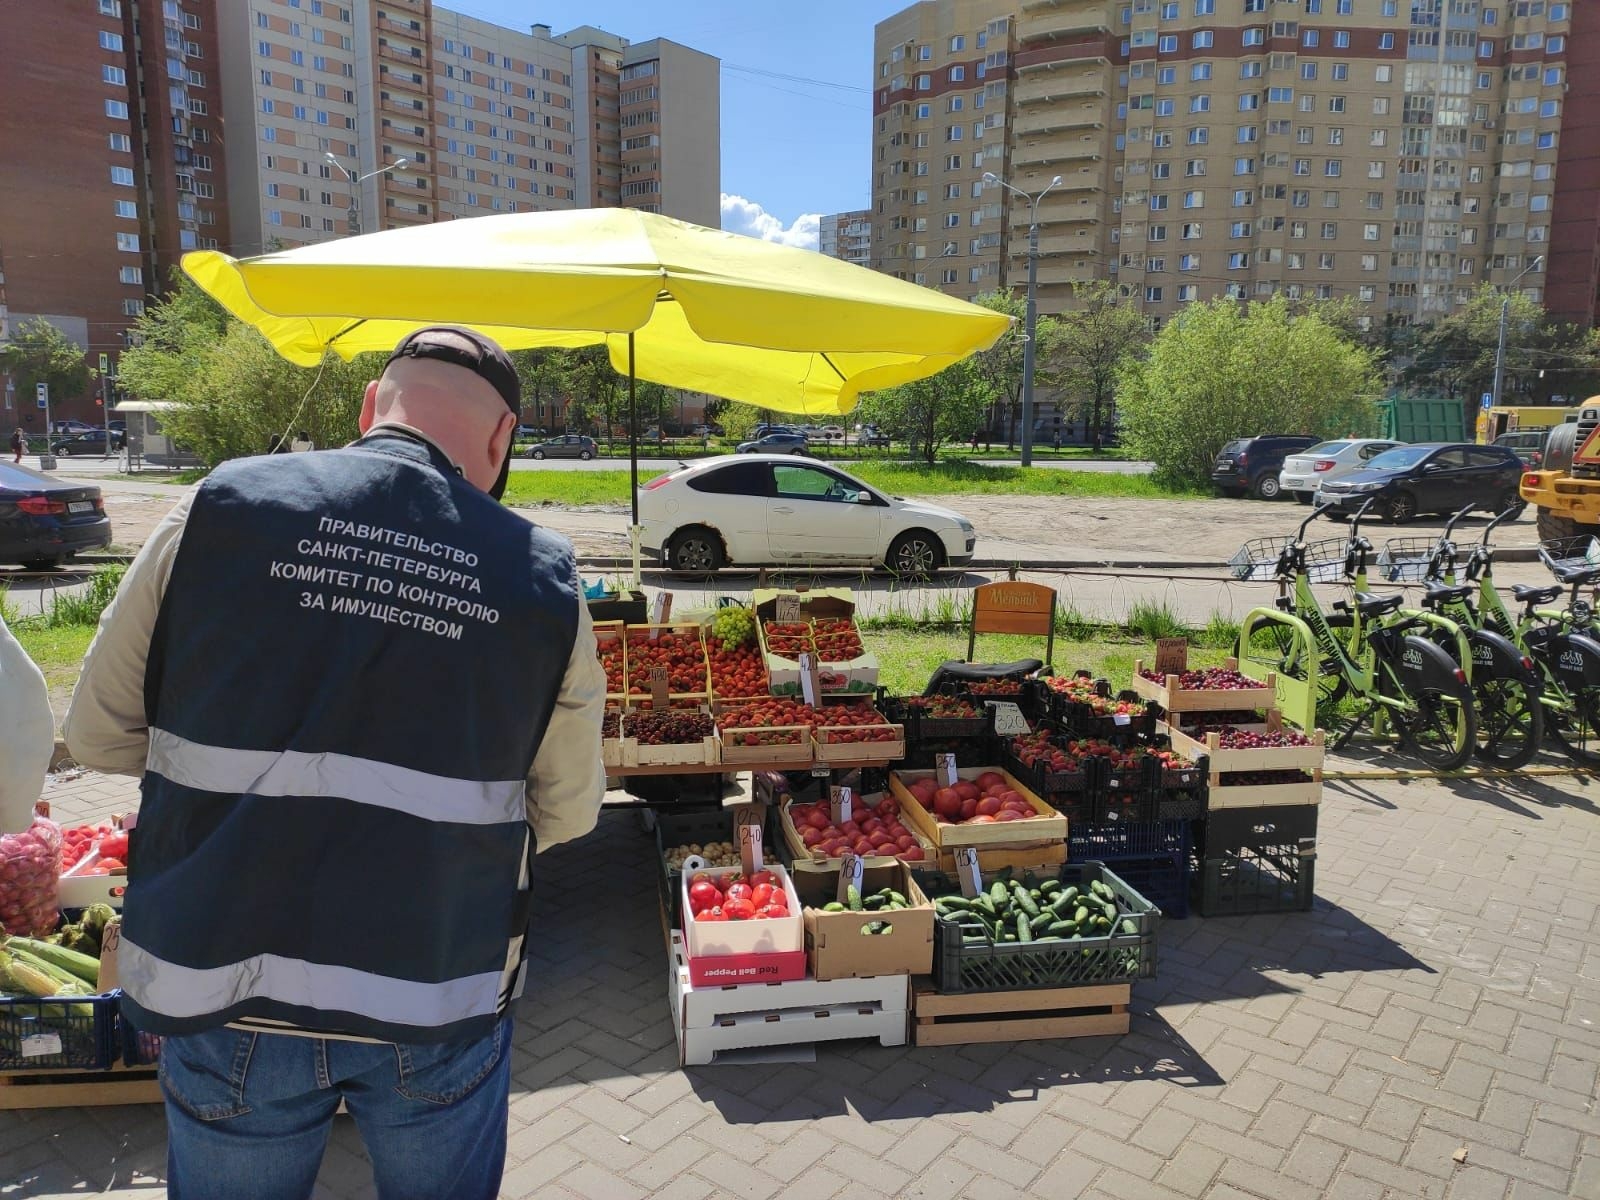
{"left": 872, "top": 1, "right": 1019, "bottom": 301}
{"left": 819, "top": 210, "right": 875, "bottom": 266}
{"left": 0, "top": 0, "right": 228, "bottom": 423}
{"left": 876, "top": 0, "right": 1597, "bottom": 331}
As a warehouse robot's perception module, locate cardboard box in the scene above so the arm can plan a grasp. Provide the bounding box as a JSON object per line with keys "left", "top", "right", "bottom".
{"left": 889, "top": 768, "right": 1068, "bottom": 848}
{"left": 793, "top": 861, "right": 934, "bottom": 980}
{"left": 680, "top": 861, "right": 805, "bottom": 984}
{"left": 59, "top": 852, "right": 128, "bottom": 908}
{"left": 753, "top": 588, "right": 879, "bottom": 697}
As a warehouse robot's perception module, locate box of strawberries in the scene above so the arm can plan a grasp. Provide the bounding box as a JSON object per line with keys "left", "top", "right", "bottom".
{"left": 752, "top": 588, "right": 879, "bottom": 698}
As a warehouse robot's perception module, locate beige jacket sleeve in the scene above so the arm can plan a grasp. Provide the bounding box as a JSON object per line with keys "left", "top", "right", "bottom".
{"left": 64, "top": 488, "right": 198, "bottom": 777}
{"left": 525, "top": 585, "right": 607, "bottom": 851}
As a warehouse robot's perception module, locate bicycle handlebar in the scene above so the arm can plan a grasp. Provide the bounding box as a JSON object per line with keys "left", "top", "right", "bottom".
{"left": 1441, "top": 503, "right": 1478, "bottom": 540}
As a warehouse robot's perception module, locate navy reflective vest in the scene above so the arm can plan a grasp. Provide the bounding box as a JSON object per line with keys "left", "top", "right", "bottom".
{"left": 120, "top": 431, "right": 579, "bottom": 1044}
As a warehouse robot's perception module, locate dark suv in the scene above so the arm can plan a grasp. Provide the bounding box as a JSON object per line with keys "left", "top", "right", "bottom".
{"left": 1212, "top": 435, "right": 1317, "bottom": 499}
{"left": 1317, "top": 442, "right": 1525, "bottom": 523}
{"left": 1493, "top": 430, "right": 1547, "bottom": 468}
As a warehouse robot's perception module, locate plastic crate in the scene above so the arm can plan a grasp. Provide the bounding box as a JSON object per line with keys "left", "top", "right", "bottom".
{"left": 1068, "top": 817, "right": 1190, "bottom": 862}
{"left": 1195, "top": 842, "right": 1316, "bottom": 916}
{"left": 1099, "top": 852, "right": 1190, "bottom": 920}
{"left": 1197, "top": 804, "right": 1318, "bottom": 860}
{"left": 929, "top": 862, "right": 1159, "bottom": 994}
{"left": 120, "top": 1023, "right": 161, "bottom": 1067}
{"left": 655, "top": 808, "right": 739, "bottom": 925}
{"left": 0, "top": 992, "right": 119, "bottom": 1071}
{"left": 1001, "top": 741, "right": 1103, "bottom": 822}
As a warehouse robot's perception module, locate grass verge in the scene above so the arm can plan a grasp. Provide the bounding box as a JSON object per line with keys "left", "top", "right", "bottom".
{"left": 502, "top": 460, "right": 1196, "bottom": 508}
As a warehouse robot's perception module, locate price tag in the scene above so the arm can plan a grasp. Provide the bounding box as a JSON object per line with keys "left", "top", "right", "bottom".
{"left": 936, "top": 753, "right": 959, "bottom": 788}
{"left": 1154, "top": 637, "right": 1189, "bottom": 678}
{"left": 97, "top": 919, "right": 122, "bottom": 991}
{"left": 799, "top": 652, "right": 820, "bottom": 706}
{"left": 810, "top": 765, "right": 833, "bottom": 778}
{"left": 648, "top": 666, "right": 670, "bottom": 708}
{"left": 830, "top": 785, "right": 853, "bottom": 825}
{"left": 775, "top": 593, "right": 802, "bottom": 624}
{"left": 649, "top": 593, "right": 673, "bottom": 639}
{"left": 837, "top": 852, "right": 866, "bottom": 903}
{"left": 20, "top": 1032, "right": 62, "bottom": 1058}
{"left": 955, "top": 847, "right": 983, "bottom": 898}
{"left": 1113, "top": 712, "right": 1131, "bottom": 726}
{"left": 739, "top": 822, "right": 764, "bottom": 875}
{"left": 986, "top": 701, "right": 1032, "bottom": 737}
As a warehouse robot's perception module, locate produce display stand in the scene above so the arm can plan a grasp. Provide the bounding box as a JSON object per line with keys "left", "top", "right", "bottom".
{"left": 0, "top": 1061, "right": 160, "bottom": 1110}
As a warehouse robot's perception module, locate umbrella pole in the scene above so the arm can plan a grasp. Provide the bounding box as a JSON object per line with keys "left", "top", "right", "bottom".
{"left": 628, "top": 333, "right": 641, "bottom": 590}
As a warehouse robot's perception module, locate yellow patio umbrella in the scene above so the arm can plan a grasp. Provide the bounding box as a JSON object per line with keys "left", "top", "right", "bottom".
{"left": 181, "top": 208, "right": 1012, "bottom": 573}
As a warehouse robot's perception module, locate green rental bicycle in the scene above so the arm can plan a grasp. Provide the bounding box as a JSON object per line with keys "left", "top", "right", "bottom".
{"left": 1374, "top": 504, "right": 1546, "bottom": 769}
{"left": 1235, "top": 502, "right": 1478, "bottom": 771}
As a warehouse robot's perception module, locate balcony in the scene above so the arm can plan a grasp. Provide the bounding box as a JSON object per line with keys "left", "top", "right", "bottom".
{"left": 1015, "top": 103, "right": 1106, "bottom": 136}
{"left": 1034, "top": 261, "right": 1102, "bottom": 287}
{"left": 380, "top": 119, "right": 428, "bottom": 146}
{"left": 381, "top": 97, "right": 430, "bottom": 119}
{"left": 1020, "top": 10, "right": 1112, "bottom": 41}
{"left": 383, "top": 201, "right": 432, "bottom": 224}
{"left": 381, "top": 70, "right": 428, "bottom": 97}
{"left": 1012, "top": 131, "right": 1105, "bottom": 167}
{"left": 378, "top": 15, "right": 425, "bottom": 38}
{"left": 379, "top": 42, "right": 425, "bottom": 67}
{"left": 1015, "top": 73, "right": 1106, "bottom": 106}
{"left": 383, "top": 0, "right": 424, "bottom": 13}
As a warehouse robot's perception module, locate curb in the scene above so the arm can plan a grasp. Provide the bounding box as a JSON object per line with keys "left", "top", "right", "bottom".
{"left": 1326, "top": 764, "right": 1594, "bottom": 782}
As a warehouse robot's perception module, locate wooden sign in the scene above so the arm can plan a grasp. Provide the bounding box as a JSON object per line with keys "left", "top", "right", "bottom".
{"left": 1154, "top": 637, "right": 1190, "bottom": 677}
{"left": 970, "top": 580, "right": 1056, "bottom": 636}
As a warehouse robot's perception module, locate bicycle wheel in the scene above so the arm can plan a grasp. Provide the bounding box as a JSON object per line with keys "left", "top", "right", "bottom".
{"left": 1377, "top": 639, "right": 1477, "bottom": 771}
{"left": 1546, "top": 684, "right": 1600, "bottom": 768}
{"left": 1471, "top": 675, "right": 1544, "bottom": 769}
{"left": 1318, "top": 614, "right": 1356, "bottom": 708}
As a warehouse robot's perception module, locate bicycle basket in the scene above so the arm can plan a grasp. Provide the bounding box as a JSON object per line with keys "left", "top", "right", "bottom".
{"left": 1229, "top": 536, "right": 1346, "bottom": 582}
{"left": 1377, "top": 537, "right": 1439, "bottom": 583}
{"left": 1539, "top": 536, "right": 1600, "bottom": 573}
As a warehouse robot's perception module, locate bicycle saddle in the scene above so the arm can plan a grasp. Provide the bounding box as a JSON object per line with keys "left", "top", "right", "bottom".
{"left": 1422, "top": 582, "right": 1472, "bottom": 605}
{"left": 923, "top": 660, "right": 1042, "bottom": 696}
{"left": 1512, "top": 584, "right": 1562, "bottom": 605}
{"left": 1353, "top": 591, "right": 1404, "bottom": 618}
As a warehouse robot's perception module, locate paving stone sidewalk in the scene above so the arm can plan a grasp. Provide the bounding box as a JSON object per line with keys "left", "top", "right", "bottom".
{"left": 5, "top": 766, "right": 1599, "bottom": 1200}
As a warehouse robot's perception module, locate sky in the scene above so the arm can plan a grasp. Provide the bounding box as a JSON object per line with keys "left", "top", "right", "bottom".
{"left": 449, "top": 0, "right": 882, "bottom": 249}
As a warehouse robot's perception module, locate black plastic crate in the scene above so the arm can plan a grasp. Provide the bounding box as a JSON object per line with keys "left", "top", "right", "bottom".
{"left": 1197, "top": 804, "right": 1318, "bottom": 859}
{"left": 899, "top": 733, "right": 1002, "bottom": 771}
{"left": 1001, "top": 741, "right": 1103, "bottom": 822}
{"left": 1151, "top": 754, "right": 1208, "bottom": 821}
{"left": 0, "top": 992, "right": 119, "bottom": 1071}
{"left": 120, "top": 1023, "right": 161, "bottom": 1067}
{"left": 1100, "top": 852, "right": 1191, "bottom": 920}
{"left": 928, "top": 861, "right": 1159, "bottom": 993}
{"left": 1069, "top": 817, "right": 1190, "bottom": 862}
{"left": 654, "top": 808, "right": 739, "bottom": 925}
{"left": 1195, "top": 841, "right": 1316, "bottom": 916}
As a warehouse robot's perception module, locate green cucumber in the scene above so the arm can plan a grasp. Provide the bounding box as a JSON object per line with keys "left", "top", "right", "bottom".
{"left": 1039, "top": 880, "right": 1062, "bottom": 896}
{"left": 1016, "top": 913, "right": 1033, "bottom": 943}
{"left": 989, "top": 881, "right": 1009, "bottom": 909}
{"left": 1012, "top": 888, "right": 1041, "bottom": 919}
{"left": 846, "top": 885, "right": 864, "bottom": 912}
{"left": 823, "top": 901, "right": 847, "bottom": 913}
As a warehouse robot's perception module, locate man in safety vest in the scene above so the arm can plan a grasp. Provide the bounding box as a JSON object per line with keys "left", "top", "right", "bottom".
{"left": 66, "top": 326, "right": 607, "bottom": 1200}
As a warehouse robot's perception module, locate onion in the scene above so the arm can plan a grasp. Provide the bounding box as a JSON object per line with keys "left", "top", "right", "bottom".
{"left": 0, "top": 813, "right": 62, "bottom": 935}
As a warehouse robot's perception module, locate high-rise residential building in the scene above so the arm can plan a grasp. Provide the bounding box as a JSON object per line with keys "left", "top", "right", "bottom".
{"left": 819, "top": 210, "right": 875, "bottom": 266}
{"left": 871, "top": 1, "right": 1018, "bottom": 301}
{"left": 0, "top": 0, "right": 229, "bottom": 424}
{"left": 875, "top": 0, "right": 1596, "bottom": 333}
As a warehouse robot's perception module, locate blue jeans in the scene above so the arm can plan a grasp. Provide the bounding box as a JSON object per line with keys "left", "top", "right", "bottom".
{"left": 159, "top": 1017, "right": 511, "bottom": 1200}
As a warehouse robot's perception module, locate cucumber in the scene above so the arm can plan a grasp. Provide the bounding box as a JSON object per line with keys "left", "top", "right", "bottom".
{"left": 935, "top": 896, "right": 974, "bottom": 912}
{"left": 1119, "top": 918, "right": 1139, "bottom": 935}
{"left": 1073, "top": 905, "right": 1089, "bottom": 924}
{"left": 846, "top": 885, "right": 864, "bottom": 912}
{"left": 989, "top": 881, "right": 1010, "bottom": 909}
{"left": 864, "top": 894, "right": 888, "bottom": 910}
{"left": 1039, "top": 880, "right": 1062, "bottom": 896}
{"left": 823, "top": 901, "right": 847, "bottom": 913}
{"left": 1015, "top": 913, "right": 1033, "bottom": 943}
{"left": 1012, "top": 888, "right": 1041, "bottom": 919}
{"left": 1091, "top": 880, "right": 1114, "bottom": 902}
{"left": 1043, "top": 919, "right": 1074, "bottom": 937}
{"left": 886, "top": 890, "right": 909, "bottom": 906}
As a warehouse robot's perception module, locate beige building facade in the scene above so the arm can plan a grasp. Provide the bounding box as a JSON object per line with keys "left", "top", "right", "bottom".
{"left": 876, "top": 0, "right": 1584, "bottom": 330}
{"left": 819, "top": 210, "right": 874, "bottom": 266}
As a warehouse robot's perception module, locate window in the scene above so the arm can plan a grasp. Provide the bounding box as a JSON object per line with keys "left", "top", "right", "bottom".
{"left": 109, "top": 165, "right": 134, "bottom": 187}
{"left": 1540, "top": 100, "right": 1559, "bottom": 119}
{"left": 1319, "top": 253, "right": 1335, "bottom": 269}
{"left": 114, "top": 199, "right": 137, "bottom": 218}
{"left": 107, "top": 131, "right": 132, "bottom": 154}
{"left": 1328, "top": 96, "right": 1345, "bottom": 113}
{"left": 1189, "top": 128, "right": 1209, "bottom": 145}
{"left": 1291, "top": 220, "right": 1307, "bottom": 239}
{"left": 102, "top": 63, "right": 127, "bottom": 87}
{"left": 1149, "top": 224, "right": 1168, "bottom": 241}
{"left": 105, "top": 98, "right": 128, "bottom": 119}
{"left": 1530, "top": 195, "right": 1550, "bottom": 212}
{"left": 1151, "top": 194, "right": 1169, "bottom": 210}
{"left": 1158, "top": 66, "right": 1176, "bottom": 84}
{"left": 122, "top": 298, "right": 144, "bottom": 318}
{"left": 1292, "top": 189, "right": 1310, "bottom": 207}
{"left": 115, "top": 231, "right": 139, "bottom": 251}
{"left": 1146, "top": 287, "right": 1163, "bottom": 302}
{"left": 1332, "top": 64, "right": 1348, "bottom": 81}
{"left": 1241, "top": 62, "right": 1263, "bottom": 79}
{"left": 1152, "top": 163, "right": 1171, "bottom": 179}
{"left": 1238, "top": 125, "right": 1258, "bottom": 144}
{"left": 1302, "top": 63, "right": 1318, "bottom": 81}
{"left": 99, "top": 30, "right": 123, "bottom": 50}
{"left": 119, "top": 265, "right": 142, "bottom": 285}
{"left": 1157, "top": 99, "right": 1176, "bottom": 116}
{"left": 1299, "top": 95, "right": 1316, "bottom": 113}
{"left": 98, "top": 0, "right": 120, "bottom": 12}
{"left": 1323, "top": 191, "right": 1339, "bottom": 208}
{"left": 949, "top": 35, "right": 965, "bottom": 51}
{"left": 1288, "top": 252, "right": 1304, "bottom": 269}
{"left": 1178, "top": 285, "right": 1199, "bottom": 301}
{"left": 1192, "top": 63, "right": 1212, "bottom": 81}
{"left": 1321, "top": 221, "right": 1337, "bottom": 239}
{"left": 1361, "top": 255, "right": 1378, "bottom": 272}
{"left": 1229, "top": 252, "right": 1249, "bottom": 269}
{"left": 1159, "top": 34, "right": 1178, "bottom": 52}
{"left": 1182, "top": 222, "right": 1203, "bottom": 239}
{"left": 1234, "top": 189, "right": 1254, "bottom": 206}
{"left": 1303, "top": 29, "right": 1319, "bottom": 46}
{"left": 1193, "top": 31, "right": 1213, "bottom": 48}
{"left": 946, "top": 125, "right": 962, "bottom": 141}
{"left": 1186, "top": 160, "right": 1206, "bottom": 177}
{"left": 1362, "top": 223, "right": 1380, "bottom": 241}
{"left": 1325, "top": 159, "right": 1342, "bottom": 177}
{"left": 1180, "top": 253, "right": 1201, "bottom": 271}
{"left": 1368, "top": 161, "right": 1385, "bottom": 179}
{"left": 1241, "top": 94, "right": 1261, "bottom": 112}
{"left": 1235, "top": 157, "right": 1257, "bottom": 175}
{"left": 1243, "top": 26, "right": 1266, "bottom": 45}
{"left": 1294, "top": 158, "right": 1311, "bottom": 176}
{"left": 1191, "top": 95, "right": 1211, "bottom": 113}
{"left": 941, "top": 269, "right": 958, "bottom": 285}
{"left": 916, "top": 75, "right": 931, "bottom": 91}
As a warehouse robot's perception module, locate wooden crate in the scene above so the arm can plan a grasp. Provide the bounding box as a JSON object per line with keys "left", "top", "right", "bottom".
{"left": 1160, "top": 720, "right": 1325, "bottom": 809}
{"left": 1130, "top": 657, "right": 1276, "bottom": 713}
{"left": 623, "top": 623, "right": 712, "bottom": 706}
{"left": 912, "top": 978, "right": 1130, "bottom": 1046}
{"left": 934, "top": 841, "right": 1066, "bottom": 877}
{"left": 889, "top": 768, "right": 1068, "bottom": 848}
{"left": 0, "top": 1062, "right": 161, "bottom": 1110}
{"left": 812, "top": 724, "right": 907, "bottom": 768}
{"left": 594, "top": 620, "right": 628, "bottom": 706}
{"left": 777, "top": 801, "right": 936, "bottom": 867}
{"left": 667, "top": 932, "right": 908, "bottom": 1066}
{"left": 716, "top": 724, "right": 813, "bottom": 766}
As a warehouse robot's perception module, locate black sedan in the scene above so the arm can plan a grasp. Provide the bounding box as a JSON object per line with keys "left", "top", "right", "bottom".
{"left": 0, "top": 462, "right": 111, "bottom": 569}
{"left": 50, "top": 430, "right": 123, "bottom": 456}
{"left": 735, "top": 432, "right": 810, "bottom": 455}
{"left": 1316, "top": 442, "right": 1524, "bottom": 523}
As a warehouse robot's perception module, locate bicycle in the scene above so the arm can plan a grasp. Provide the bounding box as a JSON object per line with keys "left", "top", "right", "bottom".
{"left": 1235, "top": 503, "right": 1478, "bottom": 771}
{"left": 1376, "top": 503, "right": 1545, "bottom": 769}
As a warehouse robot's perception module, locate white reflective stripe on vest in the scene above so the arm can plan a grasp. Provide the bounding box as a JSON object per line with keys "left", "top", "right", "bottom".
{"left": 118, "top": 935, "right": 506, "bottom": 1027}
{"left": 146, "top": 728, "right": 525, "bottom": 826}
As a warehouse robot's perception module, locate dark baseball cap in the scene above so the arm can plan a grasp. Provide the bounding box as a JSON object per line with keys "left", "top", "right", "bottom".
{"left": 384, "top": 326, "right": 520, "bottom": 415}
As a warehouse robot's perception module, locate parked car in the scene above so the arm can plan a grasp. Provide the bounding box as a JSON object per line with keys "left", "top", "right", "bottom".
{"left": 736, "top": 432, "right": 810, "bottom": 456}
{"left": 514, "top": 424, "right": 546, "bottom": 442}
{"left": 0, "top": 462, "right": 110, "bottom": 569}
{"left": 49, "top": 420, "right": 98, "bottom": 436}
{"left": 1493, "top": 430, "right": 1548, "bottom": 468}
{"left": 751, "top": 423, "right": 802, "bottom": 440}
{"left": 50, "top": 430, "right": 123, "bottom": 456}
{"left": 524, "top": 434, "right": 596, "bottom": 460}
{"left": 856, "top": 424, "right": 891, "bottom": 448}
{"left": 1278, "top": 439, "right": 1401, "bottom": 504}
{"left": 1211, "top": 435, "right": 1318, "bottom": 499}
{"left": 639, "top": 455, "right": 975, "bottom": 574}
{"left": 1316, "top": 442, "right": 1525, "bottom": 522}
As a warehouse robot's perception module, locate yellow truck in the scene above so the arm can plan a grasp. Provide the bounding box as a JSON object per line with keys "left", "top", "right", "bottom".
{"left": 1476, "top": 404, "right": 1574, "bottom": 445}
{"left": 1519, "top": 398, "right": 1600, "bottom": 542}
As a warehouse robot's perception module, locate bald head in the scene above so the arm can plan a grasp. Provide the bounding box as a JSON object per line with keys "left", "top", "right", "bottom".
{"left": 358, "top": 357, "right": 515, "bottom": 493}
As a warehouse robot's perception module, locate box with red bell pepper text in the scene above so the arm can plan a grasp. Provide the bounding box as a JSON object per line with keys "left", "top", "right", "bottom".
{"left": 679, "top": 859, "right": 806, "bottom": 985}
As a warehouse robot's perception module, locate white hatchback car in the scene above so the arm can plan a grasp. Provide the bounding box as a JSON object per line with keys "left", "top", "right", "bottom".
{"left": 1279, "top": 438, "right": 1402, "bottom": 505}
{"left": 639, "top": 455, "right": 976, "bottom": 574}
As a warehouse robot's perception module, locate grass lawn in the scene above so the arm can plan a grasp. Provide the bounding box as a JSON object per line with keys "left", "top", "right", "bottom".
{"left": 862, "top": 629, "right": 1229, "bottom": 695}
{"left": 502, "top": 461, "right": 1196, "bottom": 508}
{"left": 13, "top": 623, "right": 96, "bottom": 701}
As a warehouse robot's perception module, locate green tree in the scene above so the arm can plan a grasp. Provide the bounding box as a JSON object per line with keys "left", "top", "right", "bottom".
{"left": 562, "top": 346, "right": 623, "bottom": 444}
{"left": 717, "top": 402, "right": 763, "bottom": 441}
{"left": 509, "top": 348, "right": 569, "bottom": 430}
{"left": 0, "top": 318, "right": 93, "bottom": 412}
{"left": 967, "top": 290, "right": 1066, "bottom": 450}
{"left": 1118, "top": 295, "right": 1380, "bottom": 488}
{"left": 1055, "top": 281, "right": 1148, "bottom": 442}
{"left": 860, "top": 357, "right": 995, "bottom": 465}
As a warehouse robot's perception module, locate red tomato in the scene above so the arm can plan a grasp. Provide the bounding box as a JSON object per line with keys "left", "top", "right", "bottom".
{"left": 723, "top": 898, "right": 757, "bottom": 921}
{"left": 900, "top": 845, "right": 925, "bottom": 861}
{"left": 690, "top": 872, "right": 716, "bottom": 886}
{"left": 994, "top": 810, "right": 1022, "bottom": 822}
{"left": 959, "top": 798, "right": 978, "bottom": 821}
{"left": 697, "top": 907, "right": 728, "bottom": 922}
{"left": 804, "top": 809, "right": 831, "bottom": 831}
{"left": 800, "top": 827, "right": 824, "bottom": 847}
{"left": 688, "top": 880, "right": 723, "bottom": 913}
{"left": 933, "top": 789, "right": 963, "bottom": 818}
{"left": 749, "top": 871, "right": 778, "bottom": 888}
{"left": 754, "top": 904, "right": 785, "bottom": 918}
{"left": 725, "top": 883, "right": 754, "bottom": 903}
{"left": 750, "top": 883, "right": 775, "bottom": 907}
{"left": 98, "top": 832, "right": 130, "bottom": 860}
{"left": 976, "top": 796, "right": 1003, "bottom": 817}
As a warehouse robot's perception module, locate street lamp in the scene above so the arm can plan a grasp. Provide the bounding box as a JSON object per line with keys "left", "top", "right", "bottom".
{"left": 984, "top": 171, "right": 1062, "bottom": 466}
{"left": 324, "top": 152, "right": 408, "bottom": 237}
{"left": 1490, "top": 254, "right": 1545, "bottom": 410}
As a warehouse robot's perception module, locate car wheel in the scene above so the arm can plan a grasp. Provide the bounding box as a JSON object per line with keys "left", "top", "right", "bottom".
{"left": 887, "top": 530, "right": 944, "bottom": 579}
{"left": 1294, "top": 491, "right": 1314, "bottom": 505}
{"left": 579, "top": 450, "right": 593, "bottom": 460}
{"left": 529, "top": 449, "right": 546, "bottom": 460}
{"left": 56, "top": 446, "right": 71, "bottom": 456}
{"left": 21, "top": 559, "right": 59, "bottom": 572}
{"left": 668, "top": 527, "right": 725, "bottom": 574}
{"left": 1384, "top": 491, "right": 1417, "bottom": 524}
{"left": 1254, "top": 475, "right": 1282, "bottom": 500}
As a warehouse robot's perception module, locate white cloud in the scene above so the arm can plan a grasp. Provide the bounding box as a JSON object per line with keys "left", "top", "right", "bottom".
{"left": 720, "top": 193, "right": 822, "bottom": 251}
